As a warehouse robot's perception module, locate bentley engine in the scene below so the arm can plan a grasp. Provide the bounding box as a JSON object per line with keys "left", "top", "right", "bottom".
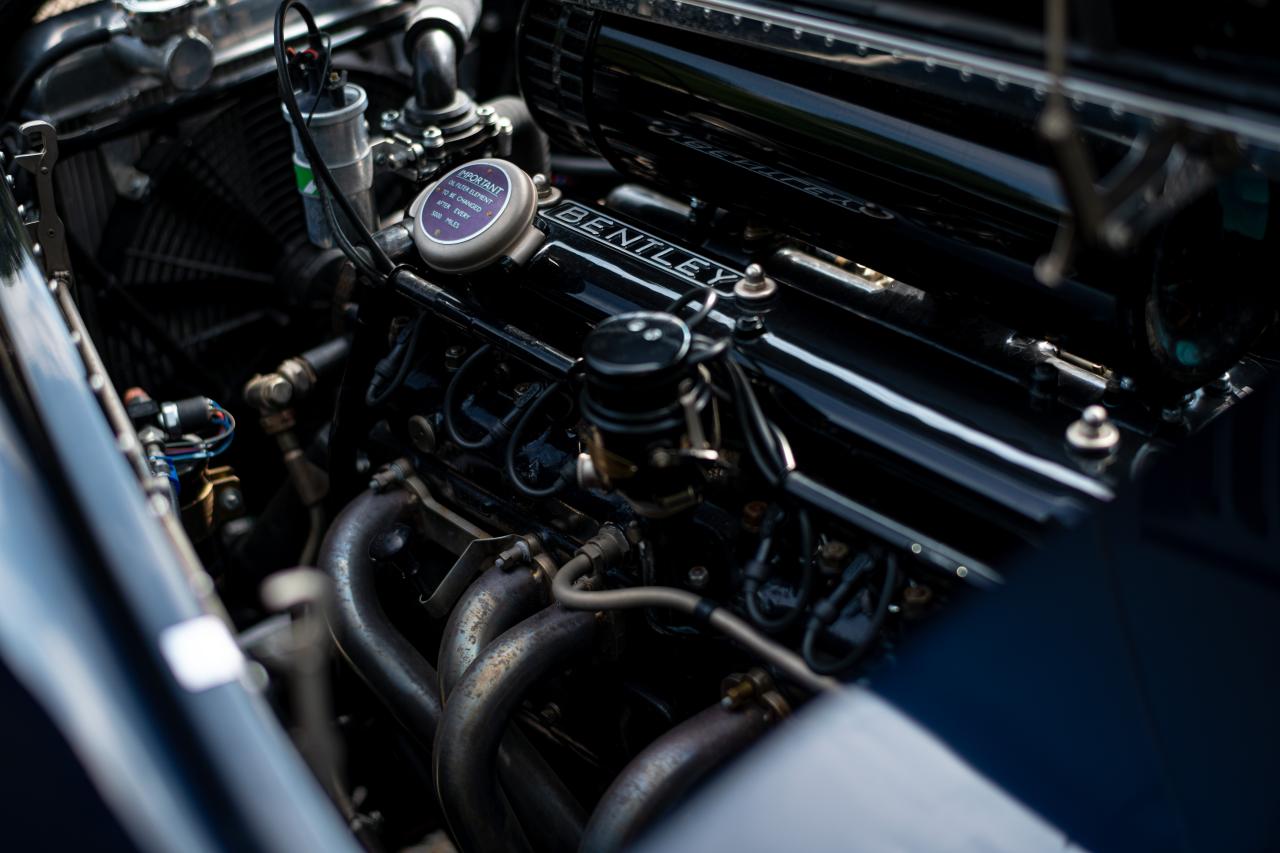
{"left": 1, "top": 0, "right": 1276, "bottom": 850}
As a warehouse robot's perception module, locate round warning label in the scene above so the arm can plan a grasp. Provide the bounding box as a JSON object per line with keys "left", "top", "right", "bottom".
{"left": 418, "top": 163, "right": 513, "bottom": 244}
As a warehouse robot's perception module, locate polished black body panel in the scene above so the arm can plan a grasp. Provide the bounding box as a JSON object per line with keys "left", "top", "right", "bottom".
{"left": 0, "top": 662, "right": 138, "bottom": 852}
{"left": 0, "top": 179, "right": 358, "bottom": 853}
{"left": 526, "top": 200, "right": 1115, "bottom": 531}
{"left": 875, "top": 382, "right": 1280, "bottom": 852}
{"left": 519, "top": 0, "right": 1280, "bottom": 390}
{"left": 805, "top": 1, "right": 1280, "bottom": 113}
{"left": 635, "top": 373, "right": 1280, "bottom": 853}
{"left": 439, "top": 194, "right": 1270, "bottom": 579}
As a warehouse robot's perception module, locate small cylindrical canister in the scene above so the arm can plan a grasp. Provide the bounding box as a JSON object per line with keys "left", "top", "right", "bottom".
{"left": 283, "top": 82, "right": 375, "bottom": 248}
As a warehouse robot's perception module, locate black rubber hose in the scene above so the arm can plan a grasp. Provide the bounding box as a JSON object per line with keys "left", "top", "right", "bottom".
{"left": 404, "top": 0, "right": 480, "bottom": 54}
{"left": 327, "top": 291, "right": 393, "bottom": 507}
{"left": 320, "top": 182, "right": 380, "bottom": 280}
{"left": 410, "top": 27, "right": 457, "bottom": 110}
{"left": 801, "top": 553, "right": 899, "bottom": 676}
{"left": 725, "top": 359, "right": 788, "bottom": 486}
{"left": 2, "top": 27, "right": 113, "bottom": 122}
{"left": 483, "top": 95, "right": 551, "bottom": 178}
{"left": 665, "top": 283, "right": 718, "bottom": 330}
{"left": 743, "top": 506, "right": 815, "bottom": 633}
{"left": 438, "top": 567, "right": 588, "bottom": 853}
{"left": 433, "top": 605, "right": 599, "bottom": 853}
{"left": 442, "top": 343, "right": 493, "bottom": 448}
{"left": 300, "top": 336, "right": 351, "bottom": 379}
{"left": 320, "top": 489, "right": 443, "bottom": 750}
{"left": 443, "top": 344, "right": 532, "bottom": 451}
{"left": 505, "top": 382, "right": 573, "bottom": 498}
{"left": 580, "top": 702, "right": 774, "bottom": 853}
{"left": 366, "top": 313, "right": 426, "bottom": 407}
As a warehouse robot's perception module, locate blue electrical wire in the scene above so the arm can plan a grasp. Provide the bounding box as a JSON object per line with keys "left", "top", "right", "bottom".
{"left": 148, "top": 399, "right": 237, "bottom": 464}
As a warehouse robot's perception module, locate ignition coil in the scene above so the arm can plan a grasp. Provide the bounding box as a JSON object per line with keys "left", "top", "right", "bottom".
{"left": 282, "top": 49, "right": 375, "bottom": 249}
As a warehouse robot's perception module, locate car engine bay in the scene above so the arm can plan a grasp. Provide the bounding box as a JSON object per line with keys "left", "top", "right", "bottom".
{"left": 1, "top": 0, "right": 1277, "bottom": 849}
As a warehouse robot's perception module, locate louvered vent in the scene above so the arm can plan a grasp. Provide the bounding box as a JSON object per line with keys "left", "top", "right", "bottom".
{"left": 519, "top": 0, "right": 599, "bottom": 155}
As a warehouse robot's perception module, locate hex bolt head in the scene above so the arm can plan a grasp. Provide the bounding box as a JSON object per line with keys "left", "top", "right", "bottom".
{"left": 265, "top": 375, "right": 293, "bottom": 407}
{"left": 216, "top": 487, "right": 244, "bottom": 515}
{"left": 819, "top": 539, "right": 850, "bottom": 573}
{"left": 444, "top": 344, "right": 467, "bottom": 371}
{"left": 687, "top": 565, "right": 710, "bottom": 590}
{"left": 741, "top": 500, "right": 769, "bottom": 531}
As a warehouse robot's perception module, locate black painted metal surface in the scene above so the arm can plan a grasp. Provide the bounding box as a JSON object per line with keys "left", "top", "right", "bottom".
{"left": 519, "top": 0, "right": 1280, "bottom": 391}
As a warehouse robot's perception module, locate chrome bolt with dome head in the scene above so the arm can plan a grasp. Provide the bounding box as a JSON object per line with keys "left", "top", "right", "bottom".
{"left": 261, "top": 376, "right": 293, "bottom": 408}
{"left": 686, "top": 565, "right": 710, "bottom": 590}
{"left": 1066, "top": 405, "right": 1120, "bottom": 455}
{"left": 533, "top": 173, "right": 562, "bottom": 208}
{"left": 734, "top": 263, "right": 778, "bottom": 302}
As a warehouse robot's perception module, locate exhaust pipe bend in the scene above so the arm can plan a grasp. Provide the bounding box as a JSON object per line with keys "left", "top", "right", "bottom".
{"left": 434, "top": 605, "right": 599, "bottom": 853}
{"left": 438, "top": 563, "right": 548, "bottom": 697}
{"left": 439, "top": 565, "right": 588, "bottom": 852}
{"left": 580, "top": 703, "right": 774, "bottom": 853}
{"left": 320, "top": 488, "right": 443, "bottom": 749}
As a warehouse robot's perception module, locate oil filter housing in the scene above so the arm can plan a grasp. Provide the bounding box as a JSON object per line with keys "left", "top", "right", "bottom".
{"left": 409, "top": 158, "right": 543, "bottom": 273}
